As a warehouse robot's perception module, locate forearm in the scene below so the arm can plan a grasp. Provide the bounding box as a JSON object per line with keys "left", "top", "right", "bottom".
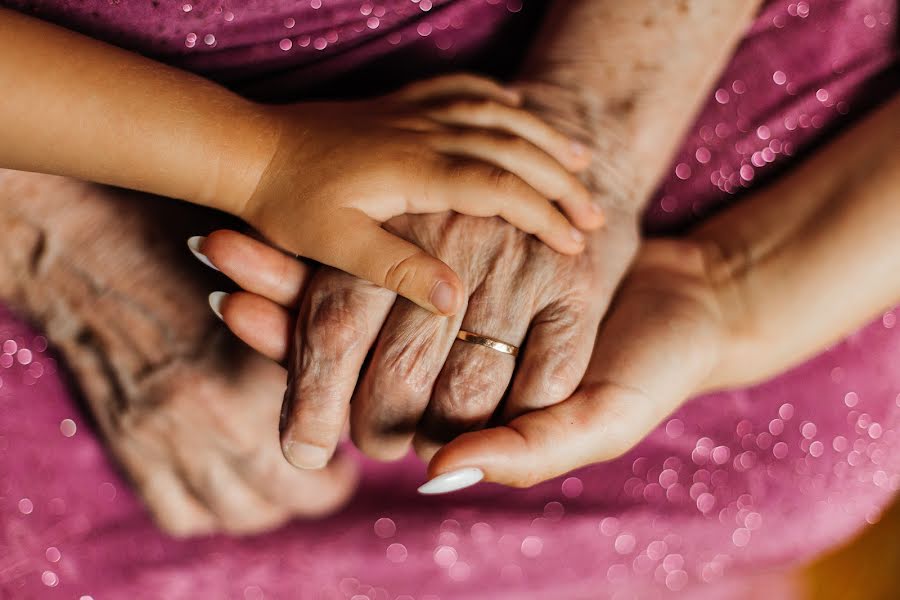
{"left": 698, "top": 94, "right": 900, "bottom": 390}
{"left": 515, "top": 0, "right": 762, "bottom": 211}
{"left": 0, "top": 8, "right": 277, "bottom": 213}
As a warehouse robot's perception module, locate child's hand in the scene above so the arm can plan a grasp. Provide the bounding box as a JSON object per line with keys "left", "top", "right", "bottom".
{"left": 239, "top": 74, "right": 602, "bottom": 316}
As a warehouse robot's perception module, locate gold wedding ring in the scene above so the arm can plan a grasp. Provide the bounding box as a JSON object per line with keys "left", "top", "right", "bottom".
{"left": 455, "top": 330, "right": 519, "bottom": 357}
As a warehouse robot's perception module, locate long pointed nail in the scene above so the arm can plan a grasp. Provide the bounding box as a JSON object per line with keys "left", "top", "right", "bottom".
{"left": 418, "top": 468, "right": 484, "bottom": 495}
{"left": 187, "top": 236, "right": 219, "bottom": 271}
{"left": 208, "top": 291, "right": 228, "bottom": 321}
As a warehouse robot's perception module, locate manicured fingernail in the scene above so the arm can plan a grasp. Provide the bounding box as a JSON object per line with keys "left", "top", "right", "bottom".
{"left": 570, "top": 227, "right": 585, "bottom": 245}
{"left": 430, "top": 281, "right": 458, "bottom": 315}
{"left": 187, "top": 236, "right": 219, "bottom": 271}
{"left": 283, "top": 440, "right": 329, "bottom": 470}
{"left": 418, "top": 468, "right": 484, "bottom": 495}
{"left": 208, "top": 291, "right": 228, "bottom": 320}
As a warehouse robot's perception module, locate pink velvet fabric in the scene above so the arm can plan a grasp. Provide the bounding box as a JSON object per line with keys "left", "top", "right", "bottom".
{"left": 1, "top": 1, "right": 898, "bottom": 598}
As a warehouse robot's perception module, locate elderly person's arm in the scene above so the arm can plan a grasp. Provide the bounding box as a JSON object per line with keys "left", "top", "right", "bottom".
{"left": 425, "top": 93, "right": 900, "bottom": 489}
{"left": 517, "top": 0, "right": 762, "bottom": 218}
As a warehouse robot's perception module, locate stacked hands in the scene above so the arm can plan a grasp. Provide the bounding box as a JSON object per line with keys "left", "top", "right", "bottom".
{"left": 186, "top": 74, "right": 728, "bottom": 506}
{"left": 8, "top": 4, "right": 801, "bottom": 536}
{"left": 77, "top": 63, "right": 897, "bottom": 535}
{"left": 7, "top": 0, "right": 899, "bottom": 546}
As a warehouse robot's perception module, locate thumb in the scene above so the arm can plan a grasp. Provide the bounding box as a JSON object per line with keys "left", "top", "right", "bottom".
{"left": 421, "top": 383, "right": 661, "bottom": 492}
{"left": 304, "top": 212, "right": 465, "bottom": 316}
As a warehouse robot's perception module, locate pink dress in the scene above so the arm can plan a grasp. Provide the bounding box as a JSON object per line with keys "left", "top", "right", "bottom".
{"left": 0, "top": 1, "right": 898, "bottom": 598}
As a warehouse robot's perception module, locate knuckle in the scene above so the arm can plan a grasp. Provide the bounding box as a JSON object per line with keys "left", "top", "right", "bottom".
{"left": 304, "top": 290, "right": 368, "bottom": 357}
{"left": 434, "top": 361, "right": 506, "bottom": 419}
{"left": 536, "top": 361, "right": 580, "bottom": 403}
{"left": 374, "top": 325, "right": 443, "bottom": 398}
{"left": 486, "top": 166, "right": 521, "bottom": 195}
{"left": 382, "top": 251, "right": 425, "bottom": 296}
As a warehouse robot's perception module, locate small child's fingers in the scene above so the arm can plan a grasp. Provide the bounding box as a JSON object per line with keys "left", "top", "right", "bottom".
{"left": 430, "top": 160, "right": 587, "bottom": 255}
{"left": 389, "top": 73, "right": 521, "bottom": 106}
{"left": 429, "top": 131, "right": 604, "bottom": 231}
{"left": 425, "top": 99, "right": 592, "bottom": 172}
{"left": 305, "top": 212, "right": 465, "bottom": 316}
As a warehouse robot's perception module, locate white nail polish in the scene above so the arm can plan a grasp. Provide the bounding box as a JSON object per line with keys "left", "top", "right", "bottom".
{"left": 187, "top": 236, "right": 219, "bottom": 271}
{"left": 208, "top": 291, "right": 228, "bottom": 321}
{"left": 417, "top": 468, "right": 484, "bottom": 495}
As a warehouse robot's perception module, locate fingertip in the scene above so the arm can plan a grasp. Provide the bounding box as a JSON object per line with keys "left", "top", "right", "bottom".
{"left": 280, "top": 400, "right": 334, "bottom": 470}
{"left": 428, "top": 275, "right": 464, "bottom": 316}
{"left": 572, "top": 211, "right": 605, "bottom": 233}
{"left": 560, "top": 195, "right": 606, "bottom": 234}
{"left": 208, "top": 291, "right": 229, "bottom": 321}
{"left": 538, "top": 234, "right": 581, "bottom": 256}
{"left": 199, "top": 229, "right": 237, "bottom": 266}
{"left": 426, "top": 428, "right": 497, "bottom": 480}
{"left": 552, "top": 226, "right": 588, "bottom": 255}
{"left": 418, "top": 467, "right": 485, "bottom": 495}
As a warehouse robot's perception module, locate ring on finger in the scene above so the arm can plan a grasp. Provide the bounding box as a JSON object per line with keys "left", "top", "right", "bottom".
{"left": 455, "top": 329, "right": 519, "bottom": 357}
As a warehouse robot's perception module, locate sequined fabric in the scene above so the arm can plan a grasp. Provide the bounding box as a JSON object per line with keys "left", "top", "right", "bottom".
{"left": 1, "top": 1, "right": 898, "bottom": 598}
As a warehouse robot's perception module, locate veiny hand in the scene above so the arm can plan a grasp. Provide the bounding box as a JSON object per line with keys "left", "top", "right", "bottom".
{"left": 194, "top": 190, "right": 638, "bottom": 471}
{"left": 193, "top": 231, "right": 725, "bottom": 490}
{"left": 239, "top": 73, "right": 604, "bottom": 316}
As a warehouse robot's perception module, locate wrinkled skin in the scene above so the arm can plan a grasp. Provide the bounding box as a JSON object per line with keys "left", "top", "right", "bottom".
{"left": 273, "top": 83, "right": 644, "bottom": 468}
{"left": 207, "top": 231, "right": 726, "bottom": 487}
{"left": 0, "top": 170, "right": 358, "bottom": 537}
{"left": 276, "top": 201, "right": 639, "bottom": 465}
{"left": 427, "top": 237, "right": 729, "bottom": 486}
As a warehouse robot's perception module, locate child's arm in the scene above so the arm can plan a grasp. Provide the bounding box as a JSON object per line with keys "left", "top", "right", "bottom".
{"left": 0, "top": 8, "right": 269, "bottom": 215}
{"left": 0, "top": 8, "right": 601, "bottom": 316}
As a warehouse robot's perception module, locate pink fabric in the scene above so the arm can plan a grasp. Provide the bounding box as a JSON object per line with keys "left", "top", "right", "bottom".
{"left": 1, "top": 1, "right": 898, "bottom": 598}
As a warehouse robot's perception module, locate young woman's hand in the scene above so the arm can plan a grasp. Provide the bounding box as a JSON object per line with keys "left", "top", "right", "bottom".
{"left": 423, "top": 237, "right": 730, "bottom": 488}
{"left": 238, "top": 74, "right": 603, "bottom": 316}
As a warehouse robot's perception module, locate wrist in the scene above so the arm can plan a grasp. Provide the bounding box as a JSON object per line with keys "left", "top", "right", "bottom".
{"left": 191, "top": 98, "right": 282, "bottom": 218}
{"left": 692, "top": 235, "right": 761, "bottom": 394}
